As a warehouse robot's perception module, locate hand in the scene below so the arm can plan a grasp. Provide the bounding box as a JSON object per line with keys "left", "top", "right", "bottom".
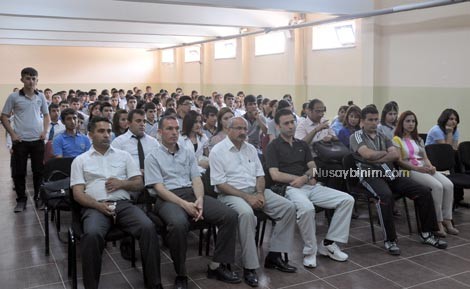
{"left": 194, "top": 197, "right": 204, "bottom": 221}
{"left": 97, "top": 202, "right": 115, "bottom": 216}
{"left": 253, "top": 110, "right": 260, "bottom": 120}
{"left": 445, "top": 126, "right": 453, "bottom": 134}
{"left": 39, "top": 131, "right": 46, "bottom": 141}
{"left": 11, "top": 133, "right": 21, "bottom": 143}
{"left": 256, "top": 193, "right": 265, "bottom": 208}
{"left": 246, "top": 194, "right": 264, "bottom": 209}
{"left": 182, "top": 201, "right": 200, "bottom": 220}
{"left": 323, "top": 135, "right": 333, "bottom": 142}
{"left": 105, "top": 178, "right": 123, "bottom": 193}
{"left": 290, "top": 175, "right": 307, "bottom": 188}
{"left": 318, "top": 120, "right": 330, "bottom": 130}
{"left": 307, "top": 178, "right": 317, "bottom": 186}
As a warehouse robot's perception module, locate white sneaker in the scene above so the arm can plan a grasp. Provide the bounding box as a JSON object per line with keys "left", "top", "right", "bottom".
{"left": 303, "top": 254, "right": 317, "bottom": 268}
{"left": 318, "top": 241, "right": 348, "bottom": 262}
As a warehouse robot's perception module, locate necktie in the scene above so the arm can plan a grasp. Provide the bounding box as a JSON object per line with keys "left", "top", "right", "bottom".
{"left": 132, "top": 135, "right": 145, "bottom": 170}
{"left": 48, "top": 123, "right": 56, "bottom": 141}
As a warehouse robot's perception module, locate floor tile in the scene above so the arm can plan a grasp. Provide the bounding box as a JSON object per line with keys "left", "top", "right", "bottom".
{"left": 324, "top": 269, "right": 402, "bottom": 289}
{"left": 409, "top": 251, "right": 470, "bottom": 276}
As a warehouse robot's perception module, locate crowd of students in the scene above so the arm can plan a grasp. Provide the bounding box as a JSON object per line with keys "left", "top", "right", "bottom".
{"left": 2, "top": 67, "right": 466, "bottom": 289}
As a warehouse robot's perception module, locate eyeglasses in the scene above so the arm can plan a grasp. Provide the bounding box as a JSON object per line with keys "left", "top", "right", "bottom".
{"left": 231, "top": 126, "right": 248, "bottom": 131}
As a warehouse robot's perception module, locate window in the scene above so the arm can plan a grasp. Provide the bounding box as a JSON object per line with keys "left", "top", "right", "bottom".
{"left": 161, "top": 49, "right": 174, "bottom": 63}
{"left": 184, "top": 45, "right": 200, "bottom": 62}
{"left": 255, "top": 32, "right": 286, "bottom": 56}
{"left": 214, "top": 39, "right": 237, "bottom": 59}
{"left": 312, "top": 20, "right": 356, "bottom": 50}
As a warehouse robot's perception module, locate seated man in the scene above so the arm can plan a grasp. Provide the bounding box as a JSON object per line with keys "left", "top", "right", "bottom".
{"left": 70, "top": 117, "right": 162, "bottom": 289}
{"left": 53, "top": 108, "right": 91, "bottom": 158}
{"left": 350, "top": 105, "right": 447, "bottom": 255}
{"left": 266, "top": 109, "right": 355, "bottom": 268}
{"left": 144, "top": 116, "right": 241, "bottom": 289}
{"left": 243, "top": 95, "right": 267, "bottom": 150}
{"left": 210, "top": 116, "right": 297, "bottom": 287}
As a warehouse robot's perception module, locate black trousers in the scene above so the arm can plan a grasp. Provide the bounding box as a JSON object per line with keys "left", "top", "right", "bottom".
{"left": 156, "top": 187, "right": 238, "bottom": 276}
{"left": 362, "top": 177, "right": 439, "bottom": 241}
{"left": 11, "top": 140, "right": 44, "bottom": 201}
{"left": 81, "top": 201, "right": 161, "bottom": 289}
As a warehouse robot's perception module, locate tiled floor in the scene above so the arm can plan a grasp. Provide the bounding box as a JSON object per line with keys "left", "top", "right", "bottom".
{"left": 2, "top": 139, "right": 470, "bottom": 288}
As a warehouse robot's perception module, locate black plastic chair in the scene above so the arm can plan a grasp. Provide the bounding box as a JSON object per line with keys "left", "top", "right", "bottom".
{"left": 426, "top": 143, "right": 470, "bottom": 207}
{"left": 67, "top": 190, "right": 137, "bottom": 289}
{"left": 418, "top": 133, "right": 428, "bottom": 144}
{"left": 458, "top": 141, "right": 470, "bottom": 174}
{"left": 342, "top": 154, "right": 414, "bottom": 243}
{"left": 41, "top": 157, "right": 74, "bottom": 256}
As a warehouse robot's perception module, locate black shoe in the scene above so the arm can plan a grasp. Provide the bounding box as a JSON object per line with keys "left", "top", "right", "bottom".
{"left": 35, "top": 198, "right": 45, "bottom": 210}
{"left": 14, "top": 201, "right": 26, "bottom": 213}
{"left": 149, "top": 284, "right": 163, "bottom": 289}
{"left": 243, "top": 268, "right": 258, "bottom": 287}
{"left": 174, "top": 276, "right": 188, "bottom": 289}
{"left": 120, "top": 238, "right": 133, "bottom": 261}
{"left": 207, "top": 264, "right": 241, "bottom": 284}
{"left": 264, "top": 255, "right": 297, "bottom": 273}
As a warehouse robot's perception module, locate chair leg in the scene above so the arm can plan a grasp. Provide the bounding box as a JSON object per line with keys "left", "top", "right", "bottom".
{"left": 51, "top": 209, "right": 55, "bottom": 222}
{"left": 68, "top": 228, "right": 77, "bottom": 289}
{"left": 255, "top": 219, "right": 261, "bottom": 247}
{"left": 56, "top": 209, "right": 61, "bottom": 233}
{"left": 402, "top": 197, "right": 412, "bottom": 234}
{"left": 367, "top": 200, "right": 376, "bottom": 243}
{"left": 414, "top": 205, "right": 421, "bottom": 233}
{"left": 205, "top": 225, "right": 211, "bottom": 256}
{"left": 131, "top": 237, "right": 136, "bottom": 268}
{"left": 198, "top": 228, "right": 203, "bottom": 256}
{"left": 259, "top": 220, "right": 268, "bottom": 247}
{"left": 45, "top": 206, "right": 50, "bottom": 256}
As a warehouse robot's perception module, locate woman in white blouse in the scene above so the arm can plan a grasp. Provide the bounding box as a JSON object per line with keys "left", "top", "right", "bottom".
{"left": 393, "top": 111, "right": 458, "bottom": 237}
{"left": 179, "top": 110, "right": 209, "bottom": 172}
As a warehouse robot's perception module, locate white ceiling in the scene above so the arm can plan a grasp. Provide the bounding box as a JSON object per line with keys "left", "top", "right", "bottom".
{"left": 0, "top": 0, "right": 374, "bottom": 49}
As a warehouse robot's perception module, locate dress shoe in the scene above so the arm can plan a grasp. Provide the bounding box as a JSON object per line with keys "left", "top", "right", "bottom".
{"left": 264, "top": 255, "right": 297, "bottom": 273}
{"left": 207, "top": 264, "right": 241, "bottom": 284}
{"left": 243, "top": 268, "right": 258, "bottom": 287}
{"left": 14, "top": 201, "right": 26, "bottom": 213}
{"left": 174, "top": 276, "right": 188, "bottom": 289}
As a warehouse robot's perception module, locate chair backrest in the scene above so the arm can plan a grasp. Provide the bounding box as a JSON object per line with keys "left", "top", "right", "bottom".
{"left": 425, "top": 144, "right": 455, "bottom": 171}
{"left": 342, "top": 153, "right": 360, "bottom": 190}
{"left": 43, "top": 141, "right": 54, "bottom": 164}
{"left": 44, "top": 157, "right": 75, "bottom": 180}
{"left": 458, "top": 141, "right": 470, "bottom": 169}
{"left": 418, "top": 133, "right": 428, "bottom": 144}
{"left": 202, "top": 167, "right": 217, "bottom": 198}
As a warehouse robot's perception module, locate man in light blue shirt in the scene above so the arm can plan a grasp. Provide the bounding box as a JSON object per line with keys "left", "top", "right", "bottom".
{"left": 53, "top": 108, "right": 91, "bottom": 158}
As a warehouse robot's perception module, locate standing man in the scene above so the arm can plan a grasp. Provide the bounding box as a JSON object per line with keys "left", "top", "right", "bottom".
{"left": 266, "top": 109, "right": 354, "bottom": 268}
{"left": 70, "top": 117, "right": 162, "bottom": 289}
{"left": 1, "top": 67, "right": 50, "bottom": 212}
{"left": 46, "top": 103, "right": 65, "bottom": 141}
{"left": 145, "top": 116, "right": 241, "bottom": 289}
{"left": 210, "top": 116, "right": 297, "bottom": 287}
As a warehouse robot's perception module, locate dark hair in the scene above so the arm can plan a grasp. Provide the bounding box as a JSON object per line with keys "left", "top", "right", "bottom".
{"left": 277, "top": 99, "right": 291, "bottom": 111}
{"left": 59, "top": 100, "right": 69, "bottom": 106}
{"left": 44, "top": 88, "right": 52, "bottom": 93}
{"left": 307, "top": 99, "right": 323, "bottom": 110}
{"left": 127, "top": 95, "right": 137, "bottom": 101}
{"left": 380, "top": 101, "right": 399, "bottom": 126}
{"left": 437, "top": 108, "right": 460, "bottom": 134}
{"left": 342, "top": 105, "right": 362, "bottom": 129}
{"left": 60, "top": 108, "right": 77, "bottom": 121}
{"left": 89, "top": 116, "right": 111, "bottom": 132}
{"left": 274, "top": 108, "right": 294, "bottom": 125}
{"left": 100, "top": 102, "right": 112, "bottom": 112}
{"left": 361, "top": 105, "right": 379, "bottom": 120}
{"left": 144, "top": 102, "right": 156, "bottom": 111}
{"left": 244, "top": 94, "right": 257, "bottom": 106}
{"left": 21, "top": 67, "right": 38, "bottom": 77}
{"left": 166, "top": 98, "right": 176, "bottom": 106}
{"left": 338, "top": 105, "right": 348, "bottom": 113}
{"left": 69, "top": 97, "right": 80, "bottom": 104}
{"left": 216, "top": 107, "right": 234, "bottom": 133}
{"left": 89, "top": 102, "right": 101, "bottom": 116}
{"left": 158, "top": 115, "right": 178, "bottom": 130}
{"left": 267, "top": 99, "right": 278, "bottom": 119}
{"left": 224, "top": 93, "right": 234, "bottom": 101}
{"left": 395, "top": 110, "right": 419, "bottom": 141}
{"left": 128, "top": 109, "right": 145, "bottom": 122}
{"left": 163, "top": 108, "right": 177, "bottom": 117}
{"left": 48, "top": 103, "right": 59, "bottom": 113}
{"left": 112, "top": 109, "right": 128, "bottom": 137}
{"left": 301, "top": 102, "right": 309, "bottom": 118}
{"left": 177, "top": 95, "right": 192, "bottom": 107}
{"left": 282, "top": 94, "right": 292, "bottom": 101}
{"left": 237, "top": 91, "right": 244, "bottom": 97}
{"left": 182, "top": 111, "right": 202, "bottom": 137}
{"left": 202, "top": 104, "right": 218, "bottom": 117}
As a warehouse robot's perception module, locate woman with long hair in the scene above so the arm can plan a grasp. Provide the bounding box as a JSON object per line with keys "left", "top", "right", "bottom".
{"left": 377, "top": 101, "right": 399, "bottom": 140}
{"left": 425, "top": 108, "right": 460, "bottom": 150}
{"left": 180, "top": 110, "right": 209, "bottom": 171}
{"left": 394, "top": 111, "right": 458, "bottom": 237}
{"left": 337, "top": 105, "right": 361, "bottom": 147}
{"left": 112, "top": 109, "right": 128, "bottom": 138}
{"left": 208, "top": 107, "right": 234, "bottom": 151}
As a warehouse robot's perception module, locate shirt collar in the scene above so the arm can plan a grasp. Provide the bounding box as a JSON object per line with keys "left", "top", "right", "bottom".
{"left": 19, "top": 88, "right": 39, "bottom": 96}
{"left": 222, "top": 136, "right": 246, "bottom": 151}
{"left": 89, "top": 145, "right": 115, "bottom": 156}
{"left": 159, "top": 142, "right": 180, "bottom": 155}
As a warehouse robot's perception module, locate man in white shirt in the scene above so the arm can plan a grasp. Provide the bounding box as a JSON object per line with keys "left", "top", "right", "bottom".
{"left": 46, "top": 103, "right": 65, "bottom": 141}
{"left": 70, "top": 116, "right": 162, "bottom": 289}
{"left": 210, "top": 116, "right": 297, "bottom": 287}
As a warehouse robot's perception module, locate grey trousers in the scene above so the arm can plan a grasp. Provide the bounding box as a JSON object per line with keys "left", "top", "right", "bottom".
{"left": 81, "top": 200, "right": 161, "bottom": 289}
{"left": 218, "top": 188, "right": 296, "bottom": 269}
{"left": 285, "top": 184, "right": 354, "bottom": 255}
{"left": 409, "top": 171, "right": 454, "bottom": 221}
{"left": 156, "top": 187, "right": 238, "bottom": 276}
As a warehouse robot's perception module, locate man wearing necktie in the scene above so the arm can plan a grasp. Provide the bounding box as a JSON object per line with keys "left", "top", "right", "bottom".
{"left": 46, "top": 103, "right": 65, "bottom": 141}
